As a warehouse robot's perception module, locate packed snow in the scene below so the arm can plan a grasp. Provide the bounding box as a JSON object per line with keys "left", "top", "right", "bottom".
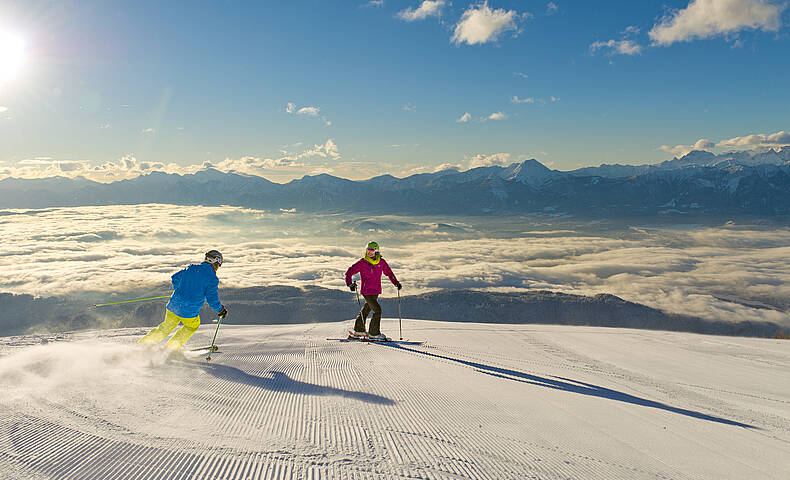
{"left": 1, "top": 319, "right": 788, "bottom": 479}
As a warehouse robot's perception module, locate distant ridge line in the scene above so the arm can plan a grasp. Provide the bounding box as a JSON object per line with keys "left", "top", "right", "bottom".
{"left": 0, "top": 286, "right": 784, "bottom": 339}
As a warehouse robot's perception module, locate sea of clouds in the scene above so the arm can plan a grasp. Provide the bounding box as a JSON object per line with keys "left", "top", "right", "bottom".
{"left": 2, "top": 204, "right": 790, "bottom": 327}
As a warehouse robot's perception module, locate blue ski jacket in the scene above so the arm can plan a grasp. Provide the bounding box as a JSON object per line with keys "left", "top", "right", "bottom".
{"left": 166, "top": 262, "right": 224, "bottom": 319}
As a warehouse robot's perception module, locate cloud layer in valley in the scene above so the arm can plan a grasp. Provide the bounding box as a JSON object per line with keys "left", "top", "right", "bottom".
{"left": 2, "top": 205, "right": 790, "bottom": 328}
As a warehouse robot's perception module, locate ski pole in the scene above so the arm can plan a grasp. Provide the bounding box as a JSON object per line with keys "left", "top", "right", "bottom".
{"left": 355, "top": 284, "right": 361, "bottom": 308}
{"left": 94, "top": 295, "right": 170, "bottom": 307}
{"left": 398, "top": 288, "right": 403, "bottom": 340}
{"left": 207, "top": 313, "right": 224, "bottom": 361}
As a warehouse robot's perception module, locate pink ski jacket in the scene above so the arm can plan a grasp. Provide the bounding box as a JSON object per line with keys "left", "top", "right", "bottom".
{"left": 345, "top": 257, "right": 399, "bottom": 295}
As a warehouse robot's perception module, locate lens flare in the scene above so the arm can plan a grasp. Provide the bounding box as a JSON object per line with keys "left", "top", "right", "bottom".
{"left": 0, "top": 32, "right": 24, "bottom": 84}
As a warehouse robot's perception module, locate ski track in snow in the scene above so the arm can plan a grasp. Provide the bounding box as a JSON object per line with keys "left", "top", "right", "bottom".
{"left": 1, "top": 320, "right": 789, "bottom": 479}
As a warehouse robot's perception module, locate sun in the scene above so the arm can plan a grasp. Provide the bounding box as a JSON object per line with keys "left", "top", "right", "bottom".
{"left": 0, "top": 31, "right": 24, "bottom": 84}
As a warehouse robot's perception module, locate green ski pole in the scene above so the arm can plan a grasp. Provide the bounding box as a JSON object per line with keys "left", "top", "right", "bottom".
{"left": 94, "top": 295, "right": 170, "bottom": 307}
{"left": 206, "top": 313, "right": 224, "bottom": 361}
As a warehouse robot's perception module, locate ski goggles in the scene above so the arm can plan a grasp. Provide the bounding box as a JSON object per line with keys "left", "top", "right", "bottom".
{"left": 205, "top": 252, "right": 223, "bottom": 266}
{"left": 366, "top": 248, "right": 379, "bottom": 255}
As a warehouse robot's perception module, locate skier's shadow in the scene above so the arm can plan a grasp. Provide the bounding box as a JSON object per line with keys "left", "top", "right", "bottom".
{"left": 376, "top": 343, "right": 756, "bottom": 429}
{"left": 197, "top": 363, "right": 395, "bottom": 406}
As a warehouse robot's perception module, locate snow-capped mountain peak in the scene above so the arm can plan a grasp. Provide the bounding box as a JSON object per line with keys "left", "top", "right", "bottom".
{"left": 502, "top": 159, "right": 560, "bottom": 187}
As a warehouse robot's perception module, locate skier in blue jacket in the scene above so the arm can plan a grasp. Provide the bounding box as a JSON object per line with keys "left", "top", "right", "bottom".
{"left": 139, "top": 250, "right": 228, "bottom": 350}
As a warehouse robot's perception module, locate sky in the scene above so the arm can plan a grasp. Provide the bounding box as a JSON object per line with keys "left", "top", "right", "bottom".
{"left": 0, "top": 0, "right": 788, "bottom": 182}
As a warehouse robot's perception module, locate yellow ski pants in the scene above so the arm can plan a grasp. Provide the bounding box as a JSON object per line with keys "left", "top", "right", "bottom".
{"left": 138, "top": 310, "right": 200, "bottom": 350}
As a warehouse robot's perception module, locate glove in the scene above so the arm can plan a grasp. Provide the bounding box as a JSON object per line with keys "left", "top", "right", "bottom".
{"left": 348, "top": 282, "right": 357, "bottom": 292}
{"left": 218, "top": 306, "right": 228, "bottom": 319}
{"left": 396, "top": 282, "right": 402, "bottom": 290}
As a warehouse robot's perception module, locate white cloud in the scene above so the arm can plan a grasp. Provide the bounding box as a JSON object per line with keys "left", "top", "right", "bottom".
{"left": 272, "top": 139, "right": 341, "bottom": 165}
{"left": 659, "top": 131, "right": 790, "bottom": 156}
{"left": 398, "top": 0, "right": 446, "bottom": 21}
{"left": 0, "top": 139, "right": 343, "bottom": 182}
{"left": 18, "top": 158, "right": 80, "bottom": 167}
{"left": 213, "top": 156, "right": 305, "bottom": 175}
{"left": 141, "top": 128, "right": 155, "bottom": 134}
{"left": 511, "top": 95, "right": 535, "bottom": 104}
{"left": 511, "top": 94, "right": 560, "bottom": 106}
{"left": 468, "top": 152, "right": 512, "bottom": 168}
{"left": 309, "top": 166, "right": 335, "bottom": 175}
{"left": 405, "top": 163, "right": 463, "bottom": 174}
{"left": 290, "top": 139, "right": 339, "bottom": 161}
{"left": 546, "top": 2, "right": 558, "bottom": 15}
{"left": 0, "top": 106, "right": 7, "bottom": 113}
{"left": 0, "top": 155, "right": 204, "bottom": 182}
{"left": 296, "top": 106, "right": 320, "bottom": 116}
{"left": 308, "top": 138, "right": 341, "bottom": 160}
{"left": 285, "top": 102, "right": 330, "bottom": 125}
{"left": 451, "top": 2, "right": 522, "bottom": 45}
{"left": 660, "top": 138, "right": 716, "bottom": 157}
{"left": 94, "top": 156, "right": 199, "bottom": 179}
{"left": 660, "top": 131, "right": 790, "bottom": 156}
{"left": 590, "top": 39, "right": 643, "bottom": 55}
{"left": 432, "top": 163, "right": 462, "bottom": 172}
{"left": 622, "top": 25, "right": 641, "bottom": 36}
{"left": 362, "top": 0, "right": 384, "bottom": 7}
{"left": 717, "top": 130, "right": 790, "bottom": 149}
{"left": 402, "top": 102, "right": 417, "bottom": 112}
{"left": 649, "top": 0, "right": 784, "bottom": 46}
{"left": 513, "top": 72, "right": 529, "bottom": 79}
{"left": 486, "top": 111, "right": 508, "bottom": 120}
{"left": 456, "top": 112, "right": 472, "bottom": 123}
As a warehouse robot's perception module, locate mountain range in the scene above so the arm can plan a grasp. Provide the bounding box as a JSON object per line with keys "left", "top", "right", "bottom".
{"left": 2, "top": 147, "right": 790, "bottom": 216}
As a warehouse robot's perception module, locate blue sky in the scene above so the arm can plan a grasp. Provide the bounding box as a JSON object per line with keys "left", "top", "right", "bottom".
{"left": 0, "top": 0, "right": 788, "bottom": 182}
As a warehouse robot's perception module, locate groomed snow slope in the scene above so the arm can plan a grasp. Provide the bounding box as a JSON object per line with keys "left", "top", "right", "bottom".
{"left": 0, "top": 320, "right": 788, "bottom": 479}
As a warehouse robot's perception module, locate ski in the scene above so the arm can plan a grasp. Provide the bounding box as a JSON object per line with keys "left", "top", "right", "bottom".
{"left": 326, "top": 332, "right": 425, "bottom": 345}
{"left": 327, "top": 338, "right": 426, "bottom": 345}
{"left": 183, "top": 348, "right": 222, "bottom": 358}
{"left": 348, "top": 330, "right": 368, "bottom": 340}
{"left": 365, "top": 335, "right": 391, "bottom": 342}
{"left": 188, "top": 345, "right": 219, "bottom": 352}
{"left": 369, "top": 339, "right": 426, "bottom": 345}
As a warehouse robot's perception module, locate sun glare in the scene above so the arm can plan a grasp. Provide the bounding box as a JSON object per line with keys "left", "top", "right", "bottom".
{"left": 0, "top": 31, "right": 24, "bottom": 84}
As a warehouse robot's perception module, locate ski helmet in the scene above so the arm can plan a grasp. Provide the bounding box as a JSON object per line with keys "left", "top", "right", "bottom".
{"left": 366, "top": 241, "right": 379, "bottom": 252}
{"left": 205, "top": 250, "right": 223, "bottom": 266}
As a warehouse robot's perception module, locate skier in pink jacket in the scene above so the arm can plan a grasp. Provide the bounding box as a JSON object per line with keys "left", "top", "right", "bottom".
{"left": 345, "top": 241, "right": 401, "bottom": 340}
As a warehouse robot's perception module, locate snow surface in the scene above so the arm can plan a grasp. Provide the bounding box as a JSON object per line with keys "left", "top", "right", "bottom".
{"left": 1, "top": 320, "right": 788, "bottom": 479}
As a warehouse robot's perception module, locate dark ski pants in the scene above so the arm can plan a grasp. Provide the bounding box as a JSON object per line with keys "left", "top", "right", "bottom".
{"left": 354, "top": 294, "right": 382, "bottom": 335}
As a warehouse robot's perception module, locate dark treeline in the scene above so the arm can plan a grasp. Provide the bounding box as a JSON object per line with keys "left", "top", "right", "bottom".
{"left": 0, "top": 287, "right": 785, "bottom": 339}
